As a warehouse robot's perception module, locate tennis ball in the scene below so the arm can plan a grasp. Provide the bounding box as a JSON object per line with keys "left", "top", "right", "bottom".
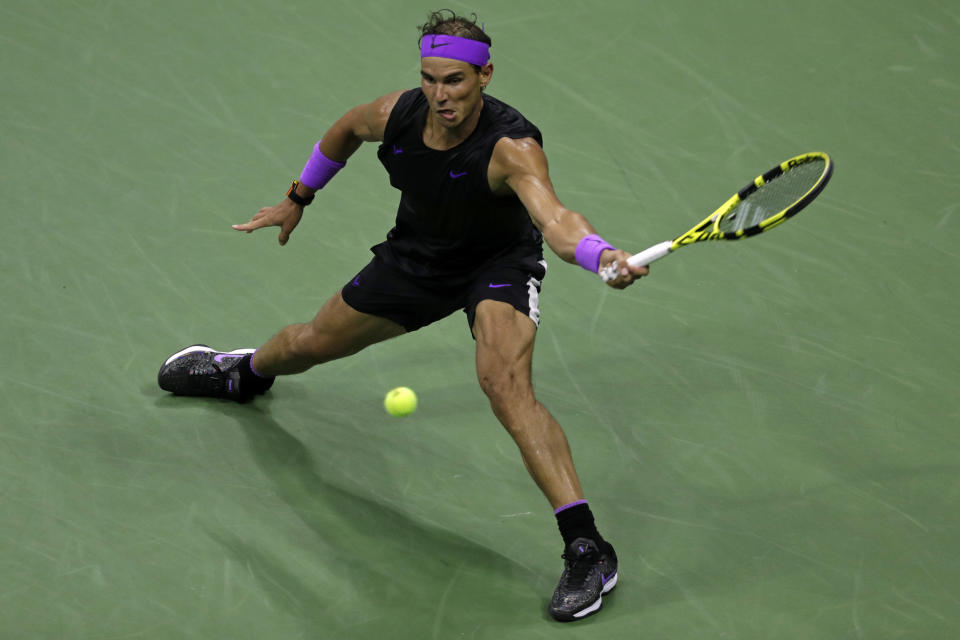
{"left": 384, "top": 386, "right": 417, "bottom": 417}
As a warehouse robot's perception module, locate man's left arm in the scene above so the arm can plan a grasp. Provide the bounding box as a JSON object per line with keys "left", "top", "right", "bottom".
{"left": 490, "top": 137, "right": 647, "bottom": 288}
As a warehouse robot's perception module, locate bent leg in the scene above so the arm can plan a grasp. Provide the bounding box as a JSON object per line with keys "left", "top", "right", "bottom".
{"left": 473, "top": 299, "right": 584, "bottom": 509}
{"left": 252, "top": 290, "right": 406, "bottom": 376}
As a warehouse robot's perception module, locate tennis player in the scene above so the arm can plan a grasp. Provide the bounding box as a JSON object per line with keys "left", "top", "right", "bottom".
{"left": 158, "top": 10, "right": 647, "bottom": 621}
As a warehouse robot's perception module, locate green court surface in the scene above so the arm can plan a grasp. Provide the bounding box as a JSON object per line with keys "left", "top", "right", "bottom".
{"left": 2, "top": 1, "right": 958, "bottom": 638}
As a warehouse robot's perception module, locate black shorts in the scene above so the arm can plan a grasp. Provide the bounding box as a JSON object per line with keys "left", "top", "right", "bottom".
{"left": 340, "top": 249, "right": 547, "bottom": 333}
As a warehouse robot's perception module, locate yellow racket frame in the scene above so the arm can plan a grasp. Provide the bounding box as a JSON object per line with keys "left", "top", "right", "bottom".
{"left": 673, "top": 151, "right": 833, "bottom": 248}
{"left": 601, "top": 151, "right": 833, "bottom": 280}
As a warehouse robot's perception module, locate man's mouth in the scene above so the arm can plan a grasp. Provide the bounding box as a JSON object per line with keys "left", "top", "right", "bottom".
{"left": 438, "top": 109, "right": 456, "bottom": 121}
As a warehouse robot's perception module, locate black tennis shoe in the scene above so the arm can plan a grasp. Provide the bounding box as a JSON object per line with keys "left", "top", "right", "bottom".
{"left": 157, "top": 345, "right": 273, "bottom": 401}
{"left": 548, "top": 537, "right": 618, "bottom": 622}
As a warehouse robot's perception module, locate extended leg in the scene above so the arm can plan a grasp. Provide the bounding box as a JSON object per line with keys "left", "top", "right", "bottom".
{"left": 471, "top": 299, "right": 618, "bottom": 622}
{"left": 472, "top": 299, "right": 583, "bottom": 508}
{"left": 252, "top": 290, "right": 406, "bottom": 376}
{"left": 158, "top": 290, "right": 405, "bottom": 399}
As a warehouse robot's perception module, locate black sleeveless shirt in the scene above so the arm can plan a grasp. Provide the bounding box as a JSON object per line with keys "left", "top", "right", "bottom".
{"left": 374, "top": 89, "right": 543, "bottom": 278}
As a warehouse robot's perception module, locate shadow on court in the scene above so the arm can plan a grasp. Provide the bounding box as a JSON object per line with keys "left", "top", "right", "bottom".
{"left": 200, "top": 405, "right": 543, "bottom": 634}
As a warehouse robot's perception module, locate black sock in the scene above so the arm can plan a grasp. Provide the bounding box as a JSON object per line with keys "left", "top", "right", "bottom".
{"left": 238, "top": 353, "right": 274, "bottom": 391}
{"left": 555, "top": 501, "right": 605, "bottom": 548}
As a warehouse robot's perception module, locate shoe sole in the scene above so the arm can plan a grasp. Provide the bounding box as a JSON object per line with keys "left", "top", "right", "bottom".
{"left": 550, "top": 570, "right": 618, "bottom": 622}
{"left": 571, "top": 571, "right": 618, "bottom": 620}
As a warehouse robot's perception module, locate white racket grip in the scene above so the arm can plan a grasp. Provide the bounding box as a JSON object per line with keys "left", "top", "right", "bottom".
{"left": 626, "top": 241, "right": 673, "bottom": 268}
{"left": 599, "top": 241, "right": 673, "bottom": 282}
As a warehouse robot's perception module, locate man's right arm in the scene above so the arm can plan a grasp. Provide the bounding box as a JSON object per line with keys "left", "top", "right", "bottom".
{"left": 315, "top": 90, "right": 406, "bottom": 162}
{"left": 232, "top": 90, "right": 405, "bottom": 245}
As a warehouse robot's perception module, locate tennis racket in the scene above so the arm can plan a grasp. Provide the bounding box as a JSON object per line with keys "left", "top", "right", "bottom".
{"left": 600, "top": 151, "right": 833, "bottom": 282}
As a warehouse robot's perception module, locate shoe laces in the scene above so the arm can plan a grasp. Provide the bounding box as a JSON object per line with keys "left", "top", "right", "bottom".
{"left": 560, "top": 546, "right": 599, "bottom": 588}
{"left": 189, "top": 352, "right": 236, "bottom": 378}
{"left": 190, "top": 362, "right": 224, "bottom": 378}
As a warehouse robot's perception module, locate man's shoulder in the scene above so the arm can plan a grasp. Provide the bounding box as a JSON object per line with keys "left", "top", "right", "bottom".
{"left": 490, "top": 136, "right": 545, "bottom": 171}
{"left": 376, "top": 89, "right": 424, "bottom": 143}
{"left": 482, "top": 92, "right": 520, "bottom": 109}
{"left": 481, "top": 94, "right": 542, "bottom": 145}
{"left": 487, "top": 136, "right": 548, "bottom": 196}
{"left": 482, "top": 93, "right": 526, "bottom": 120}
{"left": 390, "top": 88, "right": 426, "bottom": 115}
{"left": 376, "top": 89, "right": 419, "bottom": 119}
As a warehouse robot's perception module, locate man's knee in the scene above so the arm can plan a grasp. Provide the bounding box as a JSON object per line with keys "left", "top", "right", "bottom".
{"left": 293, "top": 292, "right": 405, "bottom": 364}
{"left": 478, "top": 367, "right": 509, "bottom": 403}
{"left": 289, "top": 322, "right": 341, "bottom": 364}
{"left": 479, "top": 366, "right": 534, "bottom": 419}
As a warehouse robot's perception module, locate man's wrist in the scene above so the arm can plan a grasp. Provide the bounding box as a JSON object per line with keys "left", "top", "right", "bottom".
{"left": 286, "top": 180, "right": 315, "bottom": 207}
{"left": 575, "top": 234, "right": 616, "bottom": 273}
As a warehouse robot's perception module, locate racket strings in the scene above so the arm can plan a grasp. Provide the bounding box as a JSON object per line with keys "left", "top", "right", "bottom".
{"left": 719, "top": 159, "right": 827, "bottom": 233}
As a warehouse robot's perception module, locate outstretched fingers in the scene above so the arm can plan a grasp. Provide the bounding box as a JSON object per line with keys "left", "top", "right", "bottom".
{"left": 232, "top": 208, "right": 271, "bottom": 234}
{"left": 231, "top": 203, "right": 304, "bottom": 245}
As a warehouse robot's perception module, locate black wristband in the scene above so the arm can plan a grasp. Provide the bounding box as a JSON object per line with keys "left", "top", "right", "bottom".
{"left": 286, "top": 180, "right": 314, "bottom": 207}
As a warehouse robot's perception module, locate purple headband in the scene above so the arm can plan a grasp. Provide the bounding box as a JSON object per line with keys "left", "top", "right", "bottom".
{"left": 420, "top": 34, "right": 490, "bottom": 66}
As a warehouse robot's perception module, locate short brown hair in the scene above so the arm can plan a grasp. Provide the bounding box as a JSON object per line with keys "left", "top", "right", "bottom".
{"left": 418, "top": 9, "right": 491, "bottom": 47}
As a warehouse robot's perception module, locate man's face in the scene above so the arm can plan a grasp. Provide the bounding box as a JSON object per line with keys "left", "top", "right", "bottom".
{"left": 420, "top": 57, "right": 492, "bottom": 129}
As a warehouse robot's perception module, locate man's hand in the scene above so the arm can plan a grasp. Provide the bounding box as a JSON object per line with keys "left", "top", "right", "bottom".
{"left": 232, "top": 200, "right": 304, "bottom": 246}
{"left": 599, "top": 249, "right": 648, "bottom": 289}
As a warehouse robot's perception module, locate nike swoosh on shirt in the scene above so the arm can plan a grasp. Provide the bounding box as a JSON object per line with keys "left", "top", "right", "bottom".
{"left": 488, "top": 283, "right": 512, "bottom": 288}
{"left": 449, "top": 171, "right": 468, "bottom": 179}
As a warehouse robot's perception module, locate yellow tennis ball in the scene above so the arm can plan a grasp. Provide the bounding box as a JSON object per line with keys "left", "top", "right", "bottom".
{"left": 384, "top": 386, "right": 417, "bottom": 417}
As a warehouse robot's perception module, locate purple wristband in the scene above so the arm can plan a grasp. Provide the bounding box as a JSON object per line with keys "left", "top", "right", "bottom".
{"left": 575, "top": 234, "right": 615, "bottom": 273}
{"left": 299, "top": 141, "right": 346, "bottom": 190}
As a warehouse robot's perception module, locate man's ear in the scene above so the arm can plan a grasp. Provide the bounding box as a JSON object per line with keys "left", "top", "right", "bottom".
{"left": 480, "top": 62, "right": 494, "bottom": 89}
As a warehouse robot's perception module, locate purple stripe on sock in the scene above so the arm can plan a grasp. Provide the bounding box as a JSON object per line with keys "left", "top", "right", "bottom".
{"left": 249, "top": 350, "right": 267, "bottom": 378}
{"left": 554, "top": 499, "right": 588, "bottom": 515}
